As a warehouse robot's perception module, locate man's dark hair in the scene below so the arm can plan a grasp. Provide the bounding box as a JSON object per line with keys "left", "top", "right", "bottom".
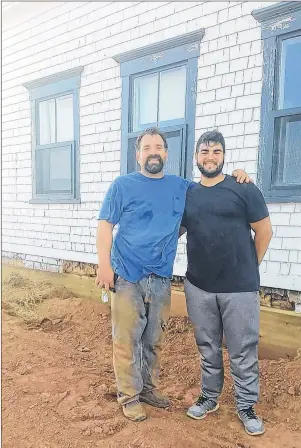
{"left": 196, "top": 130, "right": 226, "bottom": 154}
{"left": 135, "top": 127, "right": 168, "bottom": 151}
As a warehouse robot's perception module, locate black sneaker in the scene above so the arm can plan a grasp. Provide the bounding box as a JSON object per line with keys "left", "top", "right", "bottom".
{"left": 238, "top": 406, "right": 265, "bottom": 436}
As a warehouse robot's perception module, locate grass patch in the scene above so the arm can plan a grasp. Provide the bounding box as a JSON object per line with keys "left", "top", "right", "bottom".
{"left": 2, "top": 272, "right": 73, "bottom": 324}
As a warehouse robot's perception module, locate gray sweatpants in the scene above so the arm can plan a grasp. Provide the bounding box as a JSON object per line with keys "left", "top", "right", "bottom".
{"left": 111, "top": 274, "right": 171, "bottom": 406}
{"left": 184, "top": 279, "right": 260, "bottom": 411}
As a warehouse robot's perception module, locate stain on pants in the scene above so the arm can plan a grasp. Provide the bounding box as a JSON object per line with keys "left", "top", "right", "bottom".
{"left": 111, "top": 275, "right": 171, "bottom": 406}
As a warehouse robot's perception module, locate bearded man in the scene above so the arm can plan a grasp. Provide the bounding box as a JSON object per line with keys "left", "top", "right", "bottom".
{"left": 181, "top": 130, "right": 272, "bottom": 436}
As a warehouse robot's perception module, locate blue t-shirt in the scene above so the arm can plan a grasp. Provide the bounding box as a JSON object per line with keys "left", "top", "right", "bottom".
{"left": 98, "top": 171, "right": 192, "bottom": 282}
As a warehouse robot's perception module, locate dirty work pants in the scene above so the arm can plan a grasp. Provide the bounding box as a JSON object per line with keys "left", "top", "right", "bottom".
{"left": 184, "top": 279, "right": 260, "bottom": 411}
{"left": 111, "top": 274, "right": 171, "bottom": 406}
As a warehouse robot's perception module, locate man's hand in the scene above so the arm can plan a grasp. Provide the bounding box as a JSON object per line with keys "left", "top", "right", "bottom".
{"left": 96, "top": 264, "right": 115, "bottom": 291}
{"left": 232, "top": 169, "right": 253, "bottom": 184}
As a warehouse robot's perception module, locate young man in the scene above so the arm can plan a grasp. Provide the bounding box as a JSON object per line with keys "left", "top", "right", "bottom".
{"left": 96, "top": 127, "right": 250, "bottom": 422}
{"left": 181, "top": 130, "right": 272, "bottom": 436}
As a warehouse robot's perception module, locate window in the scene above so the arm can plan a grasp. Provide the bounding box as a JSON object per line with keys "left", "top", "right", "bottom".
{"left": 252, "top": 2, "right": 301, "bottom": 202}
{"left": 113, "top": 31, "right": 204, "bottom": 178}
{"left": 24, "top": 67, "right": 83, "bottom": 203}
{"left": 132, "top": 65, "right": 187, "bottom": 130}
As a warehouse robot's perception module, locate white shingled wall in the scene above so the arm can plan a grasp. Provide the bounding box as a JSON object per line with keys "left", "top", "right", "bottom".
{"left": 2, "top": 1, "right": 301, "bottom": 290}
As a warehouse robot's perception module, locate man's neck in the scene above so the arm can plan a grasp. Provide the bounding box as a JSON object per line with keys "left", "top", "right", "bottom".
{"left": 139, "top": 169, "right": 164, "bottom": 179}
{"left": 200, "top": 173, "right": 226, "bottom": 187}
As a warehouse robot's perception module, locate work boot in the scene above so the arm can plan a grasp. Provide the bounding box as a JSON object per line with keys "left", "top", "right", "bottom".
{"left": 122, "top": 400, "right": 147, "bottom": 422}
{"left": 140, "top": 389, "right": 170, "bottom": 408}
{"left": 186, "top": 395, "right": 219, "bottom": 420}
{"left": 238, "top": 407, "right": 265, "bottom": 436}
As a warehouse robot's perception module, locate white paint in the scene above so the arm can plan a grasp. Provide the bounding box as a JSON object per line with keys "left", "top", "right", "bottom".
{"left": 260, "top": 272, "right": 301, "bottom": 292}
{"left": 2, "top": 1, "right": 301, "bottom": 290}
{"left": 3, "top": 242, "right": 98, "bottom": 264}
{"left": 268, "top": 16, "right": 294, "bottom": 31}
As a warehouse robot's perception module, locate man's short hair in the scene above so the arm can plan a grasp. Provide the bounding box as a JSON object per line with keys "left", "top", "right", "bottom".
{"left": 135, "top": 127, "right": 168, "bottom": 151}
{"left": 196, "top": 130, "right": 226, "bottom": 154}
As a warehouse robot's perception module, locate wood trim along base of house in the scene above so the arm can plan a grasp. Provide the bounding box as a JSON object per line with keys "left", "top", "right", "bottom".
{"left": 3, "top": 265, "right": 301, "bottom": 360}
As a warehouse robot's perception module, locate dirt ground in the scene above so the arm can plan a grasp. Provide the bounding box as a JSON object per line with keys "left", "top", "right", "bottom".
{"left": 2, "top": 280, "right": 301, "bottom": 448}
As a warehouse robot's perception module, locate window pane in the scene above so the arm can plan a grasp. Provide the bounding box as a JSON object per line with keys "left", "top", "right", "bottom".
{"left": 36, "top": 145, "right": 72, "bottom": 194}
{"left": 127, "top": 137, "right": 138, "bottom": 173}
{"left": 49, "top": 146, "right": 72, "bottom": 192}
{"left": 278, "top": 35, "right": 301, "bottom": 109}
{"left": 39, "top": 99, "right": 55, "bottom": 145}
{"left": 163, "top": 129, "right": 183, "bottom": 176}
{"left": 36, "top": 149, "right": 50, "bottom": 194}
{"left": 159, "top": 66, "right": 186, "bottom": 122}
{"left": 274, "top": 115, "right": 301, "bottom": 186}
{"left": 56, "top": 95, "right": 74, "bottom": 142}
{"left": 133, "top": 73, "right": 158, "bottom": 131}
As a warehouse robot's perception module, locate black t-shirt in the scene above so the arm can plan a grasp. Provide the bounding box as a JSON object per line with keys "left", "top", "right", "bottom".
{"left": 181, "top": 175, "right": 269, "bottom": 293}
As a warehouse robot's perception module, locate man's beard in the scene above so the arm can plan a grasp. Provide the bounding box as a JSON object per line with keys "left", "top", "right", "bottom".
{"left": 145, "top": 155, "right": 164, "bottom": 174}
{"left": 197, "top": 160, "right": 224, "bottom": 178}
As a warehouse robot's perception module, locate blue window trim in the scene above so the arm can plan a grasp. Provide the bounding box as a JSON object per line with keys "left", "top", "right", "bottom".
{"left": 23, "top": 67, "right": 83, "bottom": 204}
{"left": 114, "top": 31, "right": 203, "bottom": 178}
{"left": 252, "top": 2, "right": 301, "bottom": 202}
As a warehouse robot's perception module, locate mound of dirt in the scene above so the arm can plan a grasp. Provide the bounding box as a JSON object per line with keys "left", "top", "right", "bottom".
{"left": 2, "top": 278, "right": 301, "bottom": 448}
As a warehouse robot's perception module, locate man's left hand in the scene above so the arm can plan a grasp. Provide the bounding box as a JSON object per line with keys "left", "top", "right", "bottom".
{"left": 232, "top": 169, "right": 253, "bottom": 184}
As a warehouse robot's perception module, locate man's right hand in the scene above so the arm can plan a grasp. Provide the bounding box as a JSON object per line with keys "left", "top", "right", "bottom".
{"left": 96, "top": 264, "right": 115, "bottom": 291}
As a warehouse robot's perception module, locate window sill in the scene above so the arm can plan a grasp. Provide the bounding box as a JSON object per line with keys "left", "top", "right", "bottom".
{"left": 264, "top": 195, "right": 301, "bottom": 204}
{"left": 29, "top": 198, "right": 81, "bottom": 205}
